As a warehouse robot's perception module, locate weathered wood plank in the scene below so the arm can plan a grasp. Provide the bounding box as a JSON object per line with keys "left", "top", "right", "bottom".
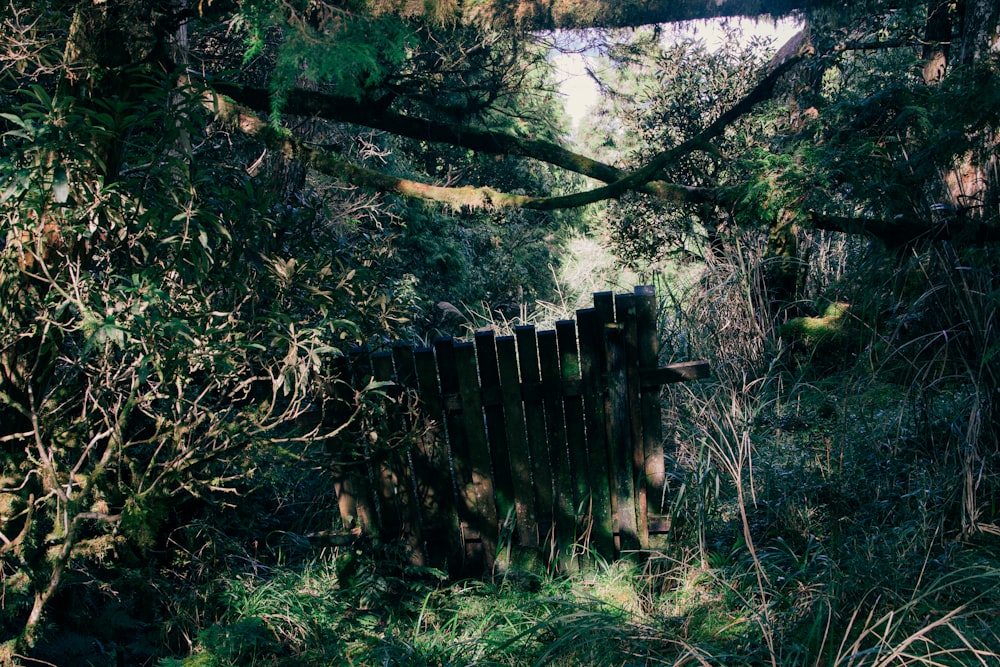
{"left": 370, "top": 351, "right": 405, "bottom": 541}
{"left": 413, "top": 346, "right": 459, "bottom": 568}
{"left": 454, "top": 341, "right": 499, "bottom": 570}
{"left": 345, "top": 347, "right": 378, "bottom": 536}
{"left": 635, "top": 286, "right": 667, "bottom": 517}
{"left": 577, "top": 307, "right": 614, "bottom": 559}
{"left": 391, "top": 343, "right": 428, "bottom": 564}
{"left": 515, "top": 326, "right": 554, "bottom": 534}
{"left": 647, "top": 515, "right": 672, "bottom": 535}
{"left": 556, "top": 320, "right": 590, "bottom": 537}
{"left": 605, "top": 323, "right": 640, "bottom": 552}
{"left": 615, "top": 292, "right": 646, "bottom": 550}
{"left": 475, "top": 331, "right": 515, "bottom": 529}
{"left": 538, "top": 329, "right": 576, "bottom": 570}
{"left": 497, "top": 335, "right": 538, "bottom": 547}
{"left": 593, "top": 291, "right": 615, "bottom": 326}
{"left": 433, "top": 338, "right": 471, "bottom": 570}
{"left": 334, "top": 471, "right": 373, "bottom": 538}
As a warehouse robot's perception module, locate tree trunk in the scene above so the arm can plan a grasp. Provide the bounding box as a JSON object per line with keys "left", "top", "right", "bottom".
{"left": 921, "top": 0, "right": 951, "bottom": 83}
{"left": 936, "top": 0, "right": 999, "bottom": 227}
{"left": 958, "top": 0, "right": 1000, "bottom": 66}
{"left": 763, "top": 208, "right": 802, "bottom": 317}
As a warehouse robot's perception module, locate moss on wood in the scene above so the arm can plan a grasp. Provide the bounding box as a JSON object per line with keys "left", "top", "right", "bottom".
{"left": 780, "top": 301, "right": 851, "bottom": 348}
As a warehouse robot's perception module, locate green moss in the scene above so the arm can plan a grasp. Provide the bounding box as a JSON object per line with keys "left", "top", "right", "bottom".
{"left": 780, "top": 302, "right": 850, "bottom": 348}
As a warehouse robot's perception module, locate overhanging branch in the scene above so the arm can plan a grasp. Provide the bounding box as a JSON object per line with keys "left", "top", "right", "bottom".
{"left": 209, "top": 80, "right": 715, "bottom": 205}
{"left": 809, "top": 211, "right": 1000, "bottom": 245}
{"left": 207, "top": 92, "right": 530, "bottom": 208}
{"left": 204, "top": 43, "right": 804, "bottom": 210}
{"left": 521, "top": 46, "right": 805, "bottom": 208}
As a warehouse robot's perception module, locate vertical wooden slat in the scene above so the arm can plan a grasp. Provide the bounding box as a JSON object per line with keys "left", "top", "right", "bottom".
{"left": 454, "top": 341, "right": 499, "bottom": 570}
{"left": 592, "top": 296, "right": 618, "bottom": 539}
{"left": 616, "top": 292, "right": 647, "bottom": 549}
{"left": 413, "top": 346, "right": 459, "bottom": 568}
{"left": 475, "top": 330, "right": 515, "bottom": 530}
{"left": 496, "top": 335, "right": 538, "bottom": 547}
{"left": 605, "top": 323, "right": 640, "bottom": 552}
{"left": 636, "top": 285, "right": 666, "bottom": 519}
{"left": 538, "top": 329, "right": 576, "bottom": 569}
{"left": 334, "top": 471, "right": 369, "bottom": 537}
{"left": 432, "top": 337, "right": 469, "bottom": 570}
{"left": 391, "top": 343, "right": 427, "bottom": 564}
{"left": 370, "top": 351, "right": 405, "bottom": 540}
{"left": 392, "top": 343, "right": 417, "bottom": 387}
{"left": 556, "top": 320, "right": 590, "bottom": 542}
{"left": 615, "top": 294, "right": 649, "bottom": 549}
{"left": 515, "top": 326, "right": 554, "bottom": 537}
{"left": 331, "top": 351, "right": 365, "bottom": 533}
{"left": 577, "top": 307, "right": 614, "bottom": 559}
{"left": 346, "top": 347, "right": 378, "bottom": 535}
{"left": 593, "top": 291, "right": 615, "bottom": 325}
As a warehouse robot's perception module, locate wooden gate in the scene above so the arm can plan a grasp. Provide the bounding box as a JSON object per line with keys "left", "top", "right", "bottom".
{"left": 332, "top": 286, "right": 708, "bottom": 573}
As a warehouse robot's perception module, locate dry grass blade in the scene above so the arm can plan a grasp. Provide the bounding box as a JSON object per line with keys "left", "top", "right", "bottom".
{"left": 835, "top": 567, "right": 1000, "bottom": 667}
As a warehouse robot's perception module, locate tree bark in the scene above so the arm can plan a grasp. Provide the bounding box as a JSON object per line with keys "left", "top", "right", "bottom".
{"left": 809, "top": 211, "right": 1000, "bottom": 245}
{"left": 921, "top": 0, "right": 951, "bottom": 83}
{"left": 469, "top": 0, "right": 839, "bottom": 29}
{"left": 958, "top": 0, "right": 1000, "bottom": 66}
{"left": 764, "top": 209, "right": 802, "bottom": 315}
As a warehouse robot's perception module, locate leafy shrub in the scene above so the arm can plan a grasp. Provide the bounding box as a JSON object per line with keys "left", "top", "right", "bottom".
{"left": 0, "top": 71, "right": 398, "bottom": 653}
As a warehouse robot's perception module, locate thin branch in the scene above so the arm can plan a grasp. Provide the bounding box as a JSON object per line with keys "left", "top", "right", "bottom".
{"left": 0, "top": 430, "right": 34, "bottom": 443}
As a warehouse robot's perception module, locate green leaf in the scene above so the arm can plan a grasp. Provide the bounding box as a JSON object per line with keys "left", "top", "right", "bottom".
{"left": 2, "top": 129, "right": 32, "bottom": 140}
{"left": 29, "top": 84, "right": 52, "bottom": 109}
{"left": 0, "top": 112, "right": 28, "bottom": 129}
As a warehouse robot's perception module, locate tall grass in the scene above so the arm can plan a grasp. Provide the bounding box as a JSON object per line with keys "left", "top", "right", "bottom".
{"left": 655, "top": 232, "right": 1000, "bottom": 666}
{"left": 159, "top": 233, "right": 1000, "bottom": 667}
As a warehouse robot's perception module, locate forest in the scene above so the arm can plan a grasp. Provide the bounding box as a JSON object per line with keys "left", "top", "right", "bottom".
{"left": 1, "top": 0, "right": 999, "bottom": 664}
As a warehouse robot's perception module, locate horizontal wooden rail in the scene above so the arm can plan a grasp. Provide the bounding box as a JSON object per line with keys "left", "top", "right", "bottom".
{"left": 435, "top": 361, "right": 712, "bottom": 410}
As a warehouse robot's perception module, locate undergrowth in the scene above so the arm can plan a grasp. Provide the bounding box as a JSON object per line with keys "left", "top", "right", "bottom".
{"left": 146, "top": 237, "right": 1000, "bottom": 667}
{"left": 15, "top": 234, "right": 995, "bottom": 666}
{"left": 160, "top": 379, "right": 1000, "bottom": 665}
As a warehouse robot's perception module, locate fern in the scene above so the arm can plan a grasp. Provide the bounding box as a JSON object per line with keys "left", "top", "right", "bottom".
{"left": 236, "top": 2, "right": 411, "bottom": 116}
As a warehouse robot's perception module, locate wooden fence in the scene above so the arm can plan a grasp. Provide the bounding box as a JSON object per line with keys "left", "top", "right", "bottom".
{"left": 332, "top": 286, "right": 708, "bottom": 574}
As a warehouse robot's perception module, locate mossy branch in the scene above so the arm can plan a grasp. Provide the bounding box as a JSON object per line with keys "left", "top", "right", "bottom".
{"left": 206, "top": 48, "right": 800, "bottom": 211}
{"left": 809, "top": 211, "right": 1000, "bottom": 246}
{"left": 202, "top": 36, "right": 806, "bottom": 211}
{"left": 209, "top": 80, "right": 715, "bottom": 205}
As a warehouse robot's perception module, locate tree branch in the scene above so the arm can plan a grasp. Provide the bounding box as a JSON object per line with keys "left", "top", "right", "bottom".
{"left": 467, "top": 0, "right": 839, "bottom": 30}
{"left": 204, "top": 44, "right": 803, "bottom": 210}
{"left": 520, "top": 46, "right": 805, "bottom": 208}
{"left": 809, "top": 211, "right": 1000, "bottom": 245}
{"left": 208, "top": 80, "right": 715, "bottom": 205}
